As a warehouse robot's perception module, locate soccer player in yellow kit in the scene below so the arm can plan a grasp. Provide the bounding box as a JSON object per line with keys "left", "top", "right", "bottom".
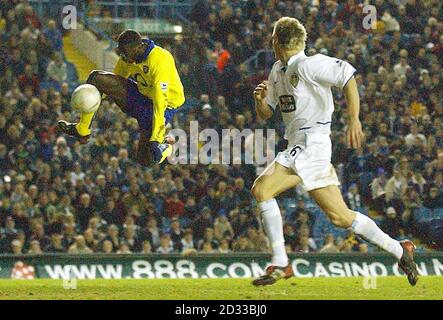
{"left": 57, "top": 30, "right": 185, "bottom": 166}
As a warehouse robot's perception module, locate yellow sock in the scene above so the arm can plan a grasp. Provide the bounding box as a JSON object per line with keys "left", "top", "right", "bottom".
{"left": 158, "top": 144, "right": 173, "bottom": 164}
{"left": 75, "top": 111, "right": 95, "bottom": 136}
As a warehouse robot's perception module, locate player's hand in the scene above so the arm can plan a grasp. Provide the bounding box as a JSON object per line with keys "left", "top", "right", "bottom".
{"left": 346, "top": 119, "right": 364, "bottom": 149}
{"left": 253, "top": 81, "right": 268, "bottom": 103}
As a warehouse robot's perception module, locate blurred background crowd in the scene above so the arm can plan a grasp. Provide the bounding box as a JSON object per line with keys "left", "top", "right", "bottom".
{"left": 0, "top": 0, "right": 442, "bottom": 256}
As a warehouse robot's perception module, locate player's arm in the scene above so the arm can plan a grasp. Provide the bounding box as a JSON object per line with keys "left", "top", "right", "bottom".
{"left": 140, "top": 52, "right": 176, "bottom": 165}
{"left": 149, "top": 56, "right": 170, "bottom": 143}
{"left": 310, "top": 56, "right": 363, "bottom": 148}
{"left": 343, "top": 77, "right": 364, "bottom": 149}
{"left": 254, "top": 78, "right": 278, "bottom": 120}
{"left": 254, "top": 81, "right": 273, "bottom": 120}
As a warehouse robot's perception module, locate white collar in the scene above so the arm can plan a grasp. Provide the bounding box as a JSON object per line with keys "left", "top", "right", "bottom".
{"left": 281, "top": 50, "right": 306, "bottom": 71}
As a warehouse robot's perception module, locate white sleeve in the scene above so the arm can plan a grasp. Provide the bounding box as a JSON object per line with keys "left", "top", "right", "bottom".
{"left": 309, "top": 55, "right": 356, "bottom": 89}
{"left": 264, "top": 68, "right": 278, "bottom": 110}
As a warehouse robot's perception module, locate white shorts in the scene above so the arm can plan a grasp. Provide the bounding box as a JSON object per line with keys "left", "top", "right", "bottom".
{"left": 275, "top": 131, "right": 340, "bottom": 192}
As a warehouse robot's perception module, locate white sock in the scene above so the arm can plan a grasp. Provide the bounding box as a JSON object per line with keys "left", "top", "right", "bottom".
{"left": 259, "top": 198, "right": 288, "bottom": 267}
{"left": 350, "top": 211, "right": 403, "bottom": 260}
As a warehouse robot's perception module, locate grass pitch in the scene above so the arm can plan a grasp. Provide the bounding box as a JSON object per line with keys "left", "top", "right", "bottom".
{"left": 0, "top": 276, "right": 442, "bottom": 300}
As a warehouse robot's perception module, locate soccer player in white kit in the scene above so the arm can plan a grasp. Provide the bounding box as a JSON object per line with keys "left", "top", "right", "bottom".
{"left": 251, "top": 17, "right": 419, "bottom": 286}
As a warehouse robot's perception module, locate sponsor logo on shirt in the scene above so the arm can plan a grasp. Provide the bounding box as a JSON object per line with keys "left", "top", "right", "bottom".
{"left": 279, "top": 95, "right": 296, "bottom": 113}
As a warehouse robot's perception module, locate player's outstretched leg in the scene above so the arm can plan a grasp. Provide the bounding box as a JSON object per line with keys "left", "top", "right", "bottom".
{"left": 251, "top": 162, "right": 301, "bottom": 286}
{"left": 310, "top": 185, "right": 419, "bottom": 286}
{"left": 136, "top": 130, "right": 175, "bottom": 166}
{"left": 398, "top": 240, "right": 419, "bottom": 286}
{"left": 57, "top": 70, "right": 128, "bottom": 143}
{"left": 57, "top": 120, "right": 90, "bottom": 144}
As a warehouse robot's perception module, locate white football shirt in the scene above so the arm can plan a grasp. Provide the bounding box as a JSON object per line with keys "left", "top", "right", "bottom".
{"left": 265, "top": 51, "right": 356, "bottom": 145}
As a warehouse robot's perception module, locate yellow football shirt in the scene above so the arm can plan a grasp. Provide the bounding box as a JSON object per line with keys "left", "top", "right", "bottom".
{"left": 114, "top": 40, "right": 185, "bottom": 143}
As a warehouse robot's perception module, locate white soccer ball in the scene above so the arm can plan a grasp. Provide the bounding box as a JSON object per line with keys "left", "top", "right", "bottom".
{"left": 71, "top": 84, "right": 101, "bottom": 113}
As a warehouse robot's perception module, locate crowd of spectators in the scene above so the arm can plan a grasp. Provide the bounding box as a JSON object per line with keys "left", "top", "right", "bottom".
{"left": 187, "top": 0, "right": 443, "bottom": 250}
{"left": 0, "top": 0, "right": 442, "bottom": 256}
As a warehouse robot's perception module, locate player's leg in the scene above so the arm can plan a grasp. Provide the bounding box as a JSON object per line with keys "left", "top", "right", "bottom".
{"left": 252, "top": 161, "right": 302, "bottom": 202}
{"left": 135, "top": 107, "right": 178, "bottom": 166}
{"left": 309, "top": 184, "right": 419, "bottom": 285}
{"left": 251, "top": 161, "right": 302, "bottom": 286}
{"left": 154, "top": 109, "right": 179, "bottom": 163}
{"left": 86, "top": 70, "right": 128, "bottom": 110}
{"left": 136, "top": 129, "right": 173, "bottom": 167}
{"left": 308, "top": 185, "right": 356, "bottom": 228}
{"left": 136, "top": 130, "right": 154, "bottom": 166}
{"left": 77, "top": 70, "right": 128, "bottom": 134}
{"left": 58, "top": 70, "right": 128, "bottom": 142}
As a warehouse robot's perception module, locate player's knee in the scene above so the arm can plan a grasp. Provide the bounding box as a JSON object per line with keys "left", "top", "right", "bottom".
{"left": 86, "top": 70, "right": 107, "bottom": 88}
{"left": 327, "top": 210, "right": 353, "bottom": 228}
{"left": 86, "top": 70, "right": 99, "bottom": 85}
{"left": 251, "top": 182, "right": 271, "bottom": 203}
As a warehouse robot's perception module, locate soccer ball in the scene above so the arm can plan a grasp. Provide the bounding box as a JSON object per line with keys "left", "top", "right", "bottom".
{"left": 71, "top": 84, "right": 101, "bottom": 113}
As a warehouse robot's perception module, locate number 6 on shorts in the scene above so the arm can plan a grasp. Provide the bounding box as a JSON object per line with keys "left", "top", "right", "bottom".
{"left": 289, "top": 145, "right": 302, "bottom": 158}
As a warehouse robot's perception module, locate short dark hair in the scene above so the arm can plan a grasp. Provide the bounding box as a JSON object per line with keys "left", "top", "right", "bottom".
{"left": 117, "top": 29, "right": 142, "bottom": 49}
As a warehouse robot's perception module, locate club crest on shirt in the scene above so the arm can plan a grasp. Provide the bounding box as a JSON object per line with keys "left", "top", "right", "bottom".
{"left": 290, "top": 73, "right": 299, "bottom": 88}
{"left": 160, "top": 82, "right": 168, "bottom": 93}
{"left": 143, "top": 65, "right": 149, "bottom": 73}
{"left": 279, "top": 95, "right": 296, "bottom": 113}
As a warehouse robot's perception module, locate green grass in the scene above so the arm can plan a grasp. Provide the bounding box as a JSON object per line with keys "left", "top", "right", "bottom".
{"left": 0, "top": 276, "right": 442, "bottom": 300}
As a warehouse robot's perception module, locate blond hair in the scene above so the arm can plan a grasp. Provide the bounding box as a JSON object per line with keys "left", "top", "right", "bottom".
{"left": 273, "top": 17, "right": 307, "bottom": 51}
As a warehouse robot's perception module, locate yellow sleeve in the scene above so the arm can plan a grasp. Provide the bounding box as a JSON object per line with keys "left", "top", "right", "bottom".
{"left": 149, "top": 53, "right": 173, "bottom": 143}
{"left": 114, "top": 59, "right": 129, "bottom": 78}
